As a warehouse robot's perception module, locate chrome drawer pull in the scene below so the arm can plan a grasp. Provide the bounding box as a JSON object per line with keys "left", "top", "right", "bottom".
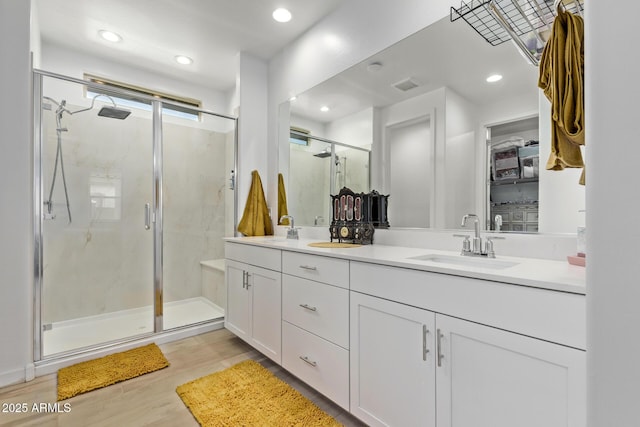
{"left": 299, "top": 304, "right": 317, "bottom": 312}
{"left": 437, "top": 329, "right": 444, "bottom": 367}
{"left": 423, "top": 324, "right": 430, "bottom": 361}
{"left": 299, "top": 265, "right": 317, "bottom": 271}
{"left": 299, "top": 356, "right": 317, "bottom": 367}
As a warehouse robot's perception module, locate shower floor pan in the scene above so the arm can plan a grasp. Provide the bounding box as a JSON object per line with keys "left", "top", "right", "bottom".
{"left": 42, "top": 297, "right": 224, "bottom": 356}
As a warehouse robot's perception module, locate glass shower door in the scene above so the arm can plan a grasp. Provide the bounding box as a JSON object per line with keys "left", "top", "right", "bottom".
{"left": 39, "top": 76, "right": 155, "bottom": 357}
{"left": 161, "top": 108, "right": 236, "bottom": 330}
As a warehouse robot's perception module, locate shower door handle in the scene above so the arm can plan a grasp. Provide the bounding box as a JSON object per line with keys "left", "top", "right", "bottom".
{"left": 144, "top": 203, "right": 151, "bottom": 230}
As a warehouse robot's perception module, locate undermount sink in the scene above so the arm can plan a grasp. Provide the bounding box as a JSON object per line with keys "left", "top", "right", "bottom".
{"left": 407, "top": 253, "right": 519, "bottom": 270}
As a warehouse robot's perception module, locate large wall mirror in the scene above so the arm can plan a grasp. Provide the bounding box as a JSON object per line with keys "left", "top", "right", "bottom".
{"left": 279, "top": 15, "right": 585, "bottom": 233}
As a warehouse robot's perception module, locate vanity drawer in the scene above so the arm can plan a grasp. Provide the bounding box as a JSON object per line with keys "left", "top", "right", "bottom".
{"left": 282, "top": 321, "right": 349, "bottom": 410}
{"left": 282, "top": 251, "right": 349, "bottom": 288}
{"left": 282, "top": 275, "right": 349, "bottom": 348}
{"left": 225, "top": 242, "right": 281, "bottom": 271}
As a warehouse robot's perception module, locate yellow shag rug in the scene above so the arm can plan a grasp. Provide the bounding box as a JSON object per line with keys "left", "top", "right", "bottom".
{"left": 307, "top": 242, "right": 362, "bottom": 248}
{"left": 57, "top": 343, "right": 169, "bottom": 401}
{"left": 176, "top": 359, "right": 342, "bottom": 427}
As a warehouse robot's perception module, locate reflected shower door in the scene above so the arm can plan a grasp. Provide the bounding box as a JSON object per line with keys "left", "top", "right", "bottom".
{"left": 40, "top": 77, "right": 155, "bottom": 356}
{"left": 161, "top": 109, "right": 236, "bottom": 330}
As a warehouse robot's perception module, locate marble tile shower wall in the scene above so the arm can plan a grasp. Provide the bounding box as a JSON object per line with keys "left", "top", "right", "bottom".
{"left": 41, "top": 105, "right": 229, "bottom": 324}
{"left": 289, "top": 145, "right": 369, "bottom": 227}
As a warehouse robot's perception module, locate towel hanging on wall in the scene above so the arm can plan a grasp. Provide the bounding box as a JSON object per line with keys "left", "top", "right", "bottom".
{"left": 237, "top": 170, "right": 273, "bottom": 236}
{"left": 538, "top": 6, "right": 585, "bottom": 185}
{"left": 277, "top": 173, "right": 289, "bottom": 226}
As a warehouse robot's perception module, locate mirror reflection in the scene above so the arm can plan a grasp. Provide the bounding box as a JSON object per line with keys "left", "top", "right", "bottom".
{"left": 282, "top": 15, "right": 581, "bottom": 232}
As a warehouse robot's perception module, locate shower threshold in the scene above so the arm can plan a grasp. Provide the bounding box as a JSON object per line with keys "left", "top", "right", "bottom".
{"left": 43, "top": 297, "right": 224, "bottom": 357}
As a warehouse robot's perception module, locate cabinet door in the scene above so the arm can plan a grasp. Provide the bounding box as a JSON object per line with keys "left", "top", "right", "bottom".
{"left": 436, "top": 314, "right": 586, "bottom": 427}
{"left": 350, "top": 292, "right": 436, "bottom": 427}
{"left": 249, "top": 265, "right": 282, "bottom": 364}
{"left": 224, "top": 259, "right": 250, "bottom": 341}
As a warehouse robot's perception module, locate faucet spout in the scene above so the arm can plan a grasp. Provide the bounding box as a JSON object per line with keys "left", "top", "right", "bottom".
{"left": 461, "top": 214, "right": 481, "bottom": 254}
{"left": 280, "top": 215, "right": 294, "bottom": 229}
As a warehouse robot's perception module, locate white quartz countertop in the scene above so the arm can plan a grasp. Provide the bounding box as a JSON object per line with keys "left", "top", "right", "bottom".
{"left": 225, "top": 237, "right": 586, "bottom": 295}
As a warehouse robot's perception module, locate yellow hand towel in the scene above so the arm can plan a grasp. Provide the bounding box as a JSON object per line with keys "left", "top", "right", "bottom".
{"left": 277, "top": 173, "right": 289, "bottom": 226}
{"left": 237, "top": 170, "right": 273, "bottom": 236}
{"left": 538, "top": 8, "right": 585, "bottom": 185}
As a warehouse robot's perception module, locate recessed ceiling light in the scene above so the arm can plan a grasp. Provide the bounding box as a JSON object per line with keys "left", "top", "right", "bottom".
{"left": 99, "top": 30, "right": 122, "bottom": 43}
{"left": 289, "top": 96, "right": 297, "bottom": 102}
{"left": 486, "top": 74, "right": 503, "bottom": 83}
{"left": 175, "top": 55, "right": 193, "bottom": 65}
{"left": 320, "top": 106, "right": 330, "bottom": 112}
{"left": 272, "top": 8, "right": 292, "bottom": 23}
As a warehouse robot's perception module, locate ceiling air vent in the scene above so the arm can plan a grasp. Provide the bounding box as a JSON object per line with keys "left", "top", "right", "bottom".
{"left": 393, "top": 77, "right": 419, "bottom": 92}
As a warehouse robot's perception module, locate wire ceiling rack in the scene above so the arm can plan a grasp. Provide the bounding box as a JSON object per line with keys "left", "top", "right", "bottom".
{"left": 450, "top": 0, "right": 585, "bottom": 65}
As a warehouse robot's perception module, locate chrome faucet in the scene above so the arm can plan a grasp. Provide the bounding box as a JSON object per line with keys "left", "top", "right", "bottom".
{"left": 457, "top": 214, "right": 504, "bottom": 258}
{"left": 461, "top": 214, "right": 482, "bottom": 254}
{"left": 314, "top": 215, "right": 324, "bottom": 226}
{"left": 279, "top": 215, "right": 298, "bottom": 239}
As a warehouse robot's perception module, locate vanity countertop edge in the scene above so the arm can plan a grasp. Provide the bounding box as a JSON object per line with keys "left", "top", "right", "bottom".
{"left": 224, "top": 237, "right": 586, "bottom": 295}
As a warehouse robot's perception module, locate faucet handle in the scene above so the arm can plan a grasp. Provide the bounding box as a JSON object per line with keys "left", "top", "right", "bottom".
{"left": 484, "top": 236, "right": 505, "bottom": 258}
{"left": 453, "top": 234, "right": 471, "bottom": 254}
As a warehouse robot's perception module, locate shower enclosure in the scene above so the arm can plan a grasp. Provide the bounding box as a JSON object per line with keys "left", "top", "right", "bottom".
{"left": 288, "top": 132, "right": 370, "bottom": 227}
{"left": 33, "top": 70, "right": 237, "bottom": 360}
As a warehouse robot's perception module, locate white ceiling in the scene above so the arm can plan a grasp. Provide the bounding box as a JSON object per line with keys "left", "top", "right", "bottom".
{"left": 36, "top": 0, "right": 347, "bottom": 92}
{"left": 36, "top": 1, "right": 538, "bottom": 120}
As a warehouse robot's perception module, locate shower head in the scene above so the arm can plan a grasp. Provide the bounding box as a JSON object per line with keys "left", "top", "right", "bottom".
{"left": 98, "top": 106, "right": 131, "bottom": 120}
{"left": 314, "top": 150, "right": 332, "bottom": 158}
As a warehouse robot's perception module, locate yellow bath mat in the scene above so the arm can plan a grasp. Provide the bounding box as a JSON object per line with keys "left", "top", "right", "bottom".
{"left": 176, "top": 359, "right": 342, "bottom": 427}
{"left": 57, "top": 343, "right": 169, "bottom": 401}
{"left": 308, "top": 242, "right": 362, "bottom": 248}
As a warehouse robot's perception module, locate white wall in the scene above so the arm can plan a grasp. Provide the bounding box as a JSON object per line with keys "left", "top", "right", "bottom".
{"left": 444, "top": 88, "right": 478, "bottom": 229}
{"left": 236, "top": 52, "right": 269, "bottom": 230}
{"left": 587, "top": 2, "right": 640, "bottom": 426}
{"left": 0, "top": 0, "right": 33, "bottom": 386}
{"left": 325, "top": 107, "right": 373, "bottom": 148}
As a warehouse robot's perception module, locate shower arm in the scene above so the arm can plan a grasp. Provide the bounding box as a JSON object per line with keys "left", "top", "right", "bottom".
{"left": 66, "top": 94, "right": 118, "bottom": 115}
{"left": 43, "top": 94, "right": 118, "bottom": 117}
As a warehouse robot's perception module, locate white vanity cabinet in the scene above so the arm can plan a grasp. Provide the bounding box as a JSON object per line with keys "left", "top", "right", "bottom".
{"left": 224, "top": 242, "right": 282, "bottom": 364}
{"left": 350, "top": 291, "right": 436, "bottom": 427}
{"left": 435, "top": 314, "right": 586, "bottom": 427}
{"left": 350, "top": 261, "right": 586, "bottom": 427}
{"left": 281, "top": 251, "right": 350, "bottom": 410}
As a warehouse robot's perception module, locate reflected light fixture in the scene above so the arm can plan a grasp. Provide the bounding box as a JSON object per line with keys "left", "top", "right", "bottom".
{"left": 486, "top": 74, "right": 503, "bottom": 83}
{"left": 99, "top": 30, "right": 122, "bottom": 43}
{"left": 320, "top": 106, "right": 330, "bottom": 112}
{"left": 175, "top": 55, "right": 193, "bottom": 65}
{"left": 273, "top": 8, "right": 292, "bottom": 23}
{"left": 289, "top": 96, "right": 297, "bottom": 101}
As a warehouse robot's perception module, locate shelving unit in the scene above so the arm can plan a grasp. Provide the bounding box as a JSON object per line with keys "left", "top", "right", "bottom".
{"left": 450, "top": 0, "right": 584, "bottom": 65}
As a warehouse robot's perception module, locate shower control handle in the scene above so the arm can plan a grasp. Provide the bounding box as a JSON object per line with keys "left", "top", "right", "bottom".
{"left": 144, "top": 203, "right": 151, "bottom": 230}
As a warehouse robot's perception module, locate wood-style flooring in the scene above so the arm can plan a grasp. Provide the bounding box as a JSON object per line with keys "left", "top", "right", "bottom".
{"left": 0, "top": 329, "right": 366, "bottom": 426}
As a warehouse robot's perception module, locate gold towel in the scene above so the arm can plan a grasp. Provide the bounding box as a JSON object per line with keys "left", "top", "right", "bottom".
{"left": 538, "top": 8, "right": 585, "bottom": 185}
{"left": 278, "top": 173, "right": 289, "bottom": 225}
{"left": 237, "top": 170, "right": 273, "bottom": 236}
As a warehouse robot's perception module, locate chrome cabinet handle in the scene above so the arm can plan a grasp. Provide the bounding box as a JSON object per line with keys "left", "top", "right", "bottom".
{"left": 144, "top": 203, "right": 151, "bottom": 230}
{"left": 299, "top": 265, "right": 317, "bottom": 271}
{"left": 437, "top": 329, "right": 444, "bottom": 367}
{"left": 299, "top": 304, "right": 317, "bottom": 312}
{"left": 423, "top": 325, "right": 430, "bottom": 361}
{"left": 242, "top": 271, "right": 246, "bottom": 289}
{"left": 245, "top": 272, "right": 251, "bottom": 289}
{"left": 299, "top": 356, "right": 317, "bottom": 367}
